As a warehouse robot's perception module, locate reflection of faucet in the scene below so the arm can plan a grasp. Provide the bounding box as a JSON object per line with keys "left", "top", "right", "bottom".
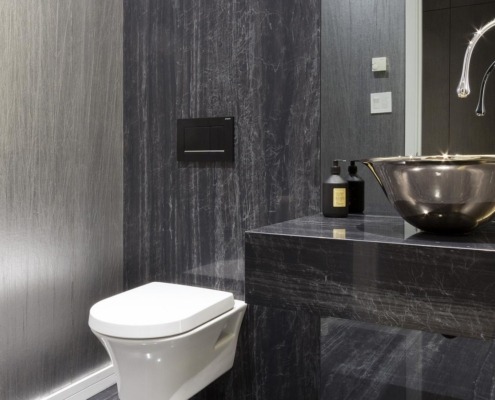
{"left": 457, "top": 19, "right": 495, "bottom": 101}
{"left": 475, "top": 59, "right": 495, "bottom": 116}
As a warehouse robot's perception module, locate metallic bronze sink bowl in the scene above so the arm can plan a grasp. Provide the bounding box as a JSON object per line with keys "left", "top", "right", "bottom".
{"left": 362, "top": 155, "right": 495, "bottom": 234}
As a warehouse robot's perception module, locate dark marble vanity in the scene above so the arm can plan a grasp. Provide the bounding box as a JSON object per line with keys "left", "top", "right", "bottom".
{"left": 245, "top": 214, "right": 495, "bottom": 339}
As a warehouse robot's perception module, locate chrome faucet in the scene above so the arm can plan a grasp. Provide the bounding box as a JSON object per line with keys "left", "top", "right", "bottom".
{"left": 457, "top": 18, "right": 495, "bottom": 110}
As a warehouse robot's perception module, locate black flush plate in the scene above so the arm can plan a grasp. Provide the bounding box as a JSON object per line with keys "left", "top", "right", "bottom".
{"left": 177, "top": 117, "right": 234, "bottom": 162}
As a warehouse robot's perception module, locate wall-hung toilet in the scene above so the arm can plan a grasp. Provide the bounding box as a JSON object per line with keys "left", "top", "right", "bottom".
{"left": 88, "top": 282, "right": 246, "bottom": 400}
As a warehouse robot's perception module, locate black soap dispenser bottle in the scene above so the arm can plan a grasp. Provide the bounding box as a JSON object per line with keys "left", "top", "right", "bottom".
{"left": 346, "top": 160, "right": 365, "bottom": 214}
{"left": 322, "top": 160, "right": 348, "bottom": 218}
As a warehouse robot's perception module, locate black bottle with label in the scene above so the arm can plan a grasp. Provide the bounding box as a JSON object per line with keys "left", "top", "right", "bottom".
{"left": 322, "top": 160, "right": 348, "bottom": 218}
{"left": 346, "top": 160, "right": 365, "bottom": 213}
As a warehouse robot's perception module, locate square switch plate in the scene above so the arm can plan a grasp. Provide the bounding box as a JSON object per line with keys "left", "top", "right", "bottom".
{"left": 370, "top": 92, "right": 392, "bottom": 114}
{"left": 372, "top": 57, "right": 388, "bottom": 72}
{"left": 177, "top": 117, "right": 234, "bottom": 162}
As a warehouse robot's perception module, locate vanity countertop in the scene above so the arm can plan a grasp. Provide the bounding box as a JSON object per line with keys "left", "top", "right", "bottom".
{"left": 245, "top": 214, "right": 495, "bottom": 339}
{"left": 247, "top": 213, "right": 495, "bottom": 250}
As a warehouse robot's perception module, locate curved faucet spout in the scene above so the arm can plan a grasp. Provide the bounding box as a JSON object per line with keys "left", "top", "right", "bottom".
{"left": 475, "top": 59, "right": 495, "bottom": 116}
{"left": 457, "top": 18, "right": 495, "bottom": 98}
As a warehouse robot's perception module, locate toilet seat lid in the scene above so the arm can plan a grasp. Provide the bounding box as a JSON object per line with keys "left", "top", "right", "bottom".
{"left": 88, "top": 282, "right": 235, "bottom": 339}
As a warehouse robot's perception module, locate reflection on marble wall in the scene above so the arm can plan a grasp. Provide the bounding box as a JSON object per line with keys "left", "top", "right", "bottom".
{"left": 123, "top": 0, "right": 320, "bottom": 397}
{"left": 321, "top": 318, "right": 495, "bottom": 400}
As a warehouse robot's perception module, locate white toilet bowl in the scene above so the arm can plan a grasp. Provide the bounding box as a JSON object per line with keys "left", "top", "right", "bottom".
{"left": 88, "top": 282, "right": 246, "bottom": 400}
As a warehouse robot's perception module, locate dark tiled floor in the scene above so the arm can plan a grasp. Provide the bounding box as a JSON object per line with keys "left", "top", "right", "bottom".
{"left": 88, "top": 385, "right": 119, "bottom": 400}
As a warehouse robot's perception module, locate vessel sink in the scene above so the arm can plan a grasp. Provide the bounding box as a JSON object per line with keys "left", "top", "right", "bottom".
{"left": 362, "top": 155, "right": 495, "bottom": 234}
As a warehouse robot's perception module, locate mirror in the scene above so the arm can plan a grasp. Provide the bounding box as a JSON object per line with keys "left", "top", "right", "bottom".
{"left": 321, "top": 0, "right": 407, "bottom": 215}
{"left": 409, "top": 0, "right": 495, "bottom": 155}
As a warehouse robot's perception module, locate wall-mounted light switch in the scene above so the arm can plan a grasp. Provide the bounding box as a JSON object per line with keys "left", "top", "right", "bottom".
{"left": 372, "top": 57, "right": 388, "bottom": 72}
{"left": 370, "top": 92, "right": 392, "bottom": 114}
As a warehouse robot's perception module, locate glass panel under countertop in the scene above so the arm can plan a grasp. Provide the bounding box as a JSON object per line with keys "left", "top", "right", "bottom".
{"left": 321, "top": 317, "right": 495, "bottom": 399}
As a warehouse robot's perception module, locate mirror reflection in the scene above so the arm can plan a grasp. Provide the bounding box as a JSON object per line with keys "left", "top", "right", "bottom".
{"left": 422, "top": 0, "right": 495, "bottom": 154}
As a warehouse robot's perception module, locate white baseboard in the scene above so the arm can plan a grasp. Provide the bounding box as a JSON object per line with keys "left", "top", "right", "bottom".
{"left": 39, "top": 364, "right": 116, "bottom": 400}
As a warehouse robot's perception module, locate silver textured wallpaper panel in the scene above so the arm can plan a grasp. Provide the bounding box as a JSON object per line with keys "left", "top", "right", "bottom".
{"left": 0, "top": 1, "right": 123, "bottom": 399}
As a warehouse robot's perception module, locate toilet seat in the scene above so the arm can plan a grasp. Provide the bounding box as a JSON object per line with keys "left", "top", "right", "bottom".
{"left": 88, "top": 282, "right": 234, "bottom": 339}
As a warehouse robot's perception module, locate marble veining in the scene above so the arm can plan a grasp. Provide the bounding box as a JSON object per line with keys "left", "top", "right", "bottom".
{"left": 124, "top": 0, "right": 320, "bottom": 296}
{"left": 124, "top": 0, "right": 320, "bottom": 398}
{"left": 246, "top": 214, "right": 495, "bottom": 339}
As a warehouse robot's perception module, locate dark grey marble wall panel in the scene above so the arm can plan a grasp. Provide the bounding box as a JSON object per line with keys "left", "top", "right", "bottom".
{"left": 321, "top": 0, "right": 405, "bottom": 215}
{"left": 193, "top": 306, "right": 320, "bottom": 400}
{"left": 244, "top": 306, "right": 320, "bottom": 400}
{"left": 246, "top": 215, "right": 495, "bottom": 339}
{"left": 123, "top": 0, "right": 320, "bottom": 398}
{"left": 0, "top": 1, "right": 123, "bottom": 399}
{"left": 124, "top": 0, "right": 320, "bottom": 296}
